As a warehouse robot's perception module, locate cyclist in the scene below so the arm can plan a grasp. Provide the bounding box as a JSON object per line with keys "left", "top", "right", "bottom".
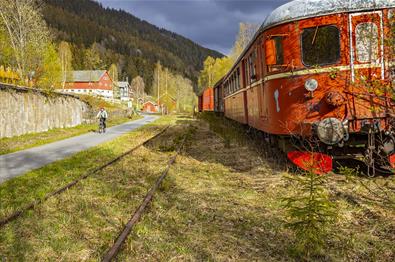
{"left": 96, "top": 107, "right": 108, "bottom": 133}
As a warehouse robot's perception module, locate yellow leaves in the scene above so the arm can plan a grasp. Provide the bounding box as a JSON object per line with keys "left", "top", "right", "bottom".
{"left": 0, "top": 65, "right": 19, "bottom": 83}
{"left": 198, "top": 56, "right": 233, "bottom": 92}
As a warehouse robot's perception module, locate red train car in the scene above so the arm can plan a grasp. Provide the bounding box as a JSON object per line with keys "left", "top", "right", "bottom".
{"left": 198, "top": 87, "right": 214, "bottom": 112}
{"left": 214, "top": 0, "right": 395, "bottom": 174}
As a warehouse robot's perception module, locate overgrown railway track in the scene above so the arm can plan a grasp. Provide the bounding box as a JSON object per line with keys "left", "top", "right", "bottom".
{"left": 0, "top": 126, "right": 170, "bottom": 228}
{"left": 102, "top": 133, "right": 187, "bottom": 261}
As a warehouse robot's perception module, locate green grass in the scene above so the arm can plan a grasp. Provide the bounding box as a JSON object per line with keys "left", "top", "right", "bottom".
{"left": 0, "top": 115, "right": 186, "bottom": 260}
{"left": 0, "top": 113, "right": 394, "bottom": 261}
{"left": 0, "top": 115, "right": 142, "bottom": 155}
{"left": 77, "top": 94, "right": 127, "bottom": 112}
{"left": 122, "top": 114, "right": 395, "bottom": 261}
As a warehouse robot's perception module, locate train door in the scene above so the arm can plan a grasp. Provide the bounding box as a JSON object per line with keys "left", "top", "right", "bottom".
{"left": 349, "top": 11, "right": 384, "bottom": 81}
{"left": 349, "top": 11, "right": 386, "bottom": 119}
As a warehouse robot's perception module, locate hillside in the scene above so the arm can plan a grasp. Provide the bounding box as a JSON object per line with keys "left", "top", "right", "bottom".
{"left": 43, "top": 0, "right": 223, "bottom": 92}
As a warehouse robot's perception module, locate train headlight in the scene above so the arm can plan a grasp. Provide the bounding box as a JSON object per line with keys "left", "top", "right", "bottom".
{"left": 316, "top": 118, "right": 344, "bottom": 145}
{"left": 305, "top": 78, "right": 318, "bottom": 92}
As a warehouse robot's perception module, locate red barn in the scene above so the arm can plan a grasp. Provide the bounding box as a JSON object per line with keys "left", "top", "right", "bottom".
{"left": 62, "top": 70, "right": 114, "bottom": 98}
{"left": 142, "top": 101, "right": 159, "bottom": 113}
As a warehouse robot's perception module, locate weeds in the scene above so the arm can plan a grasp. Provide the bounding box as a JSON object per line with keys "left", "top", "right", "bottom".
{"left": 282, "top": 171, "right": 337, "bottom": 260}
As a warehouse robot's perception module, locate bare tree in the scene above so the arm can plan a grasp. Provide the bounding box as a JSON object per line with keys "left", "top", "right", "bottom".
{"left": 108, "top": 63, "right": 119, "bottom": 99}
{"left": 230, "top": 22, "right": 259, "bottom": 60}
{"left": 0, "top": 0, "right": 50, "bottom": 82}
{"left": 131, "top": 75, "right": 145, "bottom": 104}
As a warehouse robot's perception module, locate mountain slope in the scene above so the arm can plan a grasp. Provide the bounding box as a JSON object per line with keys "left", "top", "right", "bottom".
{"left": 43, "top": 0, "right": 223, "bottom": 92}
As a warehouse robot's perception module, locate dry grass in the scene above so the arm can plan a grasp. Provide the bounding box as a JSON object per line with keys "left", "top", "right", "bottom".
{"left": 120, "top": 114, "right": 395, "bottom": 261}
{"left": 0, "top": 115, "right": 190, "bottom": 260}
{"left": 0, "top": 113, "right": 394, "bottom": 261}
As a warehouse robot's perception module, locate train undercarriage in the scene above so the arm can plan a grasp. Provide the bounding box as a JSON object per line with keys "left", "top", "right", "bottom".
{"left": 275, "top": 120, "right": 395, "bottom": 175}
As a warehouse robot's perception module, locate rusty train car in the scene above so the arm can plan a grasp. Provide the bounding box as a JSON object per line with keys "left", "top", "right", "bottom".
{"left": 198, "top": 87, "right": 214, "bottom": 112}
{"left": 213, "top": 0, "right": 395, "bottom": 174}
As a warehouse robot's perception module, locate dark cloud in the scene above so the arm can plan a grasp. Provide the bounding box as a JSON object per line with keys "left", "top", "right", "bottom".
{"left": 98, "top": 0, "right": 291, "bottom": 54}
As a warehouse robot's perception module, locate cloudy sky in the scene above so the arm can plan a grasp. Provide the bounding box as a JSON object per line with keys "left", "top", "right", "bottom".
{"left": 98, "top": 0, "right": 290, "bottom": 55}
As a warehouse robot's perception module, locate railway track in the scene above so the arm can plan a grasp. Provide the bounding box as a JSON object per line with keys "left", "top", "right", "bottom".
{"left": 102, "top": 133, "right": 187, "bottom": 262}
{"left": 0, "top": 126, "right": 170, "bottom": 228}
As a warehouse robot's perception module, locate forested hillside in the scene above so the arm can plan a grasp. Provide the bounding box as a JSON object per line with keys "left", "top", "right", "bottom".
{"left": 43, "top": 0, "right": 223, "bottom": 93}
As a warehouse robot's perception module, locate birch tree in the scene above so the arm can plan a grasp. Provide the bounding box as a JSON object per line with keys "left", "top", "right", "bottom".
{"left": 230, "top": 22, "right": 259, "bottom": 60}
{"left": 0, "top": 0, "right": 50, "bottom": 82}
{"left": 109, "top": 63, "right": 119, "bottom": 99}
{"left": 36, "top": 43, "right": 62, "bottom": 90}
{"left": 58, "top": 41, "right": 73, "bottom": 89}
{"left": 131, "top": 75, "right": 145, "bottom": 104}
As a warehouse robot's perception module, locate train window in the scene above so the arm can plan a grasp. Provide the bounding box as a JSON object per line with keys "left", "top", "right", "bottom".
{"left": 244, "top": 60, "right": 249, "bottom": 86}
{"left": 356, "top": 22, "right": 379, "bottom": 63}
{"left": 231, "top": 76, "right": 234, "bottom": 93}
{"left": 249, "top": 50, "right": 257, "bottom": 82}
{"left": 237, "top": 68, "right": 240, "bottom": 90}
{"left": 301, "top": 25, "right": 340, "bottom": 66}
{"left": 265, "top": 36, "right": 284, "bottom": 66}
{"left": 273, "top": 37, "right": 284, "bottom": 65}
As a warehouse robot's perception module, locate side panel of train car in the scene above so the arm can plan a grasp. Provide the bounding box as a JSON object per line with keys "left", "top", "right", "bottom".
{"left": 214, "top": 82, "right": 224, "bottom": 113}
{"left": 214, "top": 0, "right": 395, "bottom": 173}
{"left": 203, "top": 88, "right": 214, "bottom": 111}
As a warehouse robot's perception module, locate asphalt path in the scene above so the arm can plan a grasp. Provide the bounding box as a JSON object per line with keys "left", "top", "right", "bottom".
{"left": 0, "top": 114, "right": 159, "bottom": 183}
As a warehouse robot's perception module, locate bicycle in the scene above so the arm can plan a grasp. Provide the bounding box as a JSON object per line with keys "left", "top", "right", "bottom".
{"left": 98, "top": 118, "right": 106, "bottom": 133}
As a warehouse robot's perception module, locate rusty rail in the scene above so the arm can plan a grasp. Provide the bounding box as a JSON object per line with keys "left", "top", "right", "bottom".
{"left": 0, "top": 126, "right": 170, "bottom": 228}
{"left": 101, "top": 135, "right": 187, "bottom": 262}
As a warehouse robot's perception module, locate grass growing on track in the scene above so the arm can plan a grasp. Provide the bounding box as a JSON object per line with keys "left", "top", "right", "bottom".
{"left": 0, "top": 115, "right": 142, "bottom": 155}
{"left": 120, "top": 113, "right": 395, "bottom": 261}
{"left": 1, "top": 113, "right": 394, "bottom": 261}
{"left": 0, "top": 116, "right": 173, "bottom": 218}
{"left": 0, "top": 115, "right": 191, "bottom": 260}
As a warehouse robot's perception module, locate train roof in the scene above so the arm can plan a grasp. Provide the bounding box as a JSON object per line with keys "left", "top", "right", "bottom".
{"left": 215, "top": 0, "right": 395, "bottom": 86}
{"left": 262, "top": 0, "right": 395, "bottom": 31}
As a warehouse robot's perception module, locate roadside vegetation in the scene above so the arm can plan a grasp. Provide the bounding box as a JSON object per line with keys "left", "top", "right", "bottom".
{"left": 1, "top": 113, "right": 393, "bottom": 261}
{"left": 0, "top": 95, "right": 141, "bottom": 155}
{"left": 0, "top": 115, "right": 181, "bottom": 260}
{"left": 0, "top": 115, "right": 138, "bottom": 155}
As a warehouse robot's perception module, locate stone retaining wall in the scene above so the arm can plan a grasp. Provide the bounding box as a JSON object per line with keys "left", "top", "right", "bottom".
{"left": 0, "top": 84, "right": 90, "bottom": 138}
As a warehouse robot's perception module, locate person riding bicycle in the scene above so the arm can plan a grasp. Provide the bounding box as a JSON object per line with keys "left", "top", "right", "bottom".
{"left": 96, "top": 107, "right": 108, "bottom": 133}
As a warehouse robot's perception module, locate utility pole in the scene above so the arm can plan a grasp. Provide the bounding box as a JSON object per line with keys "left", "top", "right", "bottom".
{"left": 157, "top": 65, "right": 160, "bottom": 108}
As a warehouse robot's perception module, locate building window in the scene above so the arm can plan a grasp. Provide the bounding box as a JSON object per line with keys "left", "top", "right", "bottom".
{"left": 356, "top": 22, "right": 379, "bottom": 63}
{"left": 301, "top": 25, "right": 340, "bottom": 66}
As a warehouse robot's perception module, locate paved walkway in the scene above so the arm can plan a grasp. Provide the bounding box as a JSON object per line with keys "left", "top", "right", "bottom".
{"left": 0, "top": 114, "right": 159, "bottom": 183}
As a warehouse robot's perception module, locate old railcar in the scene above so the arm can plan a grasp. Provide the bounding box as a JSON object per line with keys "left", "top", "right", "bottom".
{"left": 216, "top": 0, "right": 395, "bottom": 173}
{"left": 198, "top": 87, "right": 214, "bottom": 112}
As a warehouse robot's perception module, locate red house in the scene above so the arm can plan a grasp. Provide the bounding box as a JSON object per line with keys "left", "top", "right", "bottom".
{"left": 62, "top": 70, "right": 114, "bottom": 98}
{"left": 142, "top": 101, "right": 159, "bottom": 113}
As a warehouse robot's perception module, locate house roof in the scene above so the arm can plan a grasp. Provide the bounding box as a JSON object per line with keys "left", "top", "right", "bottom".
{"left": 143, "top": 101, "right": 157, "bottom": 106}
{"left": 66, "top": 70, "right": 107, "bottom": 83}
